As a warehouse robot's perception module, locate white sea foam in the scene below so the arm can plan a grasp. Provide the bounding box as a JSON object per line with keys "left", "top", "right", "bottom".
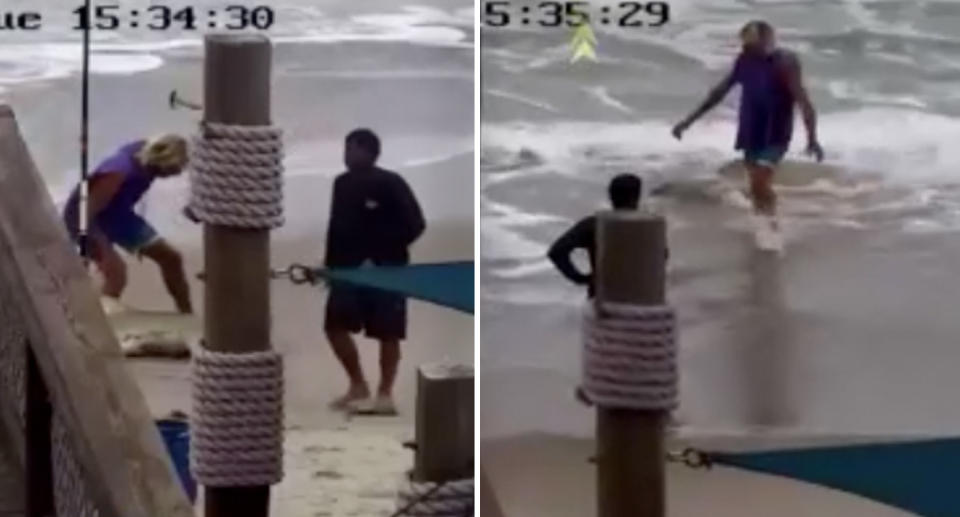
{"left": 480, "top": 219, "right": 546, "bottom": 262}
{"left": 583, "top": 86, "right": 634, "bottom": 114}
{"left": 481, "top": 108, "right": 960, "bottom": 241}
{"left": 827, "top": 81, "right": 928, "bottom": 110}
{"left": 481, "top": 198, "right": 566, "bottom": 261}
{"left": 482, "top": 108, "right": 960, "bottom": 185}
{"left": 488, "top": 259, "right": 555, "bottom": 279}
{"left": 0, "top": 4, "right": 471, "bottom": 90}
{"left": 485, "top": 89, "right": 559, "bottom": 113}
{"left": 0, "top": 44, "right": 167, "bottom": 84}
{"left": 480, "top": 283, "right": 585, "bottom": 307}
{"left": 400, "top": 148, "right": 474, "bottom": 169}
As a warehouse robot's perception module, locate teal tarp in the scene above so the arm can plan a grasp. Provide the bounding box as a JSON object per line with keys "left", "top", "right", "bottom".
{"left": 319, "top": 261, "right": 473, "bottom": 314}
{"left": 713, "top": 438, "right": 960, "bottom": 517}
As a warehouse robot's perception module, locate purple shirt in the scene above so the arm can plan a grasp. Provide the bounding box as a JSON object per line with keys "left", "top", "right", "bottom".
{"left": 733, "top": 49, "right": 795, "bottom": 151}
{"left": 64, "top": 140, "right": 153, "bottom": 232}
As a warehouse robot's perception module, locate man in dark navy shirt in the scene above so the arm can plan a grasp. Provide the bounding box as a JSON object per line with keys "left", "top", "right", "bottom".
{"left": 324, "top": 129, "right": 425, "bottom": 415}
{"left": 547, "top": 173, "right": 643, "bottom": 298}
{"left": 548, "top": 173, "right": 643, "bottom": 406}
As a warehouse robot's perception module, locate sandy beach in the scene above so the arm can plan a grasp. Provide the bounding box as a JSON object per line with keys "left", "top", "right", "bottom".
{"left": 480, "top": 4, "right": 960, "bottom": 512}
{"left": 112, "top": 163, "right": 473, "bottom": 516}
{"left": 481, "top": 433, "right": 916, "bottom": 517}
{"left": 0, "top": 0, "right": 473, "bottom": 513}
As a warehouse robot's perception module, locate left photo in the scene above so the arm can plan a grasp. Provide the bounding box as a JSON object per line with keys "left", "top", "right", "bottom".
{"left": 0, "top": 1, "right": 474, "bottom": 516}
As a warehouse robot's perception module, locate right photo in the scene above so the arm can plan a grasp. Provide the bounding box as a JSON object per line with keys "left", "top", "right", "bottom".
{"left": 480, "top": 2, "right": 960, "bottom": 516}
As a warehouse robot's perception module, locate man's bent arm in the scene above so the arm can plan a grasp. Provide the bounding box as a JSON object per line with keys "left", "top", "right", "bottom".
{"left": 395, "top": 178, "right": 426, "bottom": 247}
{"left": 323, "top": 178, "right": 343, "bottom": 266}
{"left": 680, "top": 69, "right": 737, "bottom": 126}
{"left": 547, "top": 219, "right": 592, "bottom": 286}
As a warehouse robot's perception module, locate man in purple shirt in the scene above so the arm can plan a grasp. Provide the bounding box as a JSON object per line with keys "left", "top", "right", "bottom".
{"left": 672, "top": 20, "right": 824, "bottom": 246}
{"left": 63, "top": 135, "right": 193, "bottom": 313}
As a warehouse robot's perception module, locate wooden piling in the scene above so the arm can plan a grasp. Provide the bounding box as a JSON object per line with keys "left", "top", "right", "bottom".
{"left": 201, "top": 34, "right": 273, "bottom": 517}
{"left": 594, "top": 211, "right": 668, "bottom": 517}
{"left": 413, "top": 364, "right": 474, "bottom": 482}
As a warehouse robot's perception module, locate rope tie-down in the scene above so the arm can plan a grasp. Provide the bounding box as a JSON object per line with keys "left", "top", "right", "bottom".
{"left": 187, "top": 122, "right": 285, "bottom": 229}
{"left": 581, "top": 302, "right": 678, "bottom": 410}
{"left": 186, "top": 120, "right": 287, "bottom": 487}
{"left": 393, "top": 478, "right": 474, "bottom": 517}
{"left": 191, "top": 349, "right": 285, "bottom": 487}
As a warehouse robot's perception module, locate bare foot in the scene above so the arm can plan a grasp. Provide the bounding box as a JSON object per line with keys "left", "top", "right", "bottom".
{"left": 349, "top": 394, "right": 398, "bottom": 416}
{"left": 329, "top": 385, "right": 370, "bottom": 411}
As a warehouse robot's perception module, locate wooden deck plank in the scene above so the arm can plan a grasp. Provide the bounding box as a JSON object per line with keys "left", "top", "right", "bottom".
{"left": 0, "top": 433, "right": 25, "bottom": 516}
{"left": 0, "top": 105, "right": 191, "bottom": 517}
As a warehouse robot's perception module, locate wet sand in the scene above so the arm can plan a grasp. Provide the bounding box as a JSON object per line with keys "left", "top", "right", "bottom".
{"left": 481, "top": 433, "right": 915, "bottom": 517}
{"left": 480, "top": 174, "right": 960, "bottom": 514}
{"left": 481, "top": 186, "right": 960, "bottom": 439}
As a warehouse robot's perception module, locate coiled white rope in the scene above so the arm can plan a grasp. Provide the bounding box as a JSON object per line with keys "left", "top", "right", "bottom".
{"left": 187, "top": 122, "right": 285, "bottom": 229}
{"left": 581, "top": 302, "right": 678, "bottom": 410}
{"left": 190, "top": 349, "right": 284, "bottom": 487}
{"left": 394, "top": 478, "right": 474, "bottom": 516}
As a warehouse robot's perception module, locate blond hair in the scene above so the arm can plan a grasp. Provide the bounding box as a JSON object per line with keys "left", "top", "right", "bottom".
{"left": 138, "top": 134, "right": 188, "bottom": 170}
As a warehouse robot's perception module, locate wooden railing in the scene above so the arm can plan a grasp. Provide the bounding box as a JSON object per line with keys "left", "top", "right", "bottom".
{"left": 0, "top": 105, "right": 193, "bottom": 517}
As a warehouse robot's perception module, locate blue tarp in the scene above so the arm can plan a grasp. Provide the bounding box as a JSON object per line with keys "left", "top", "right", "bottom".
{"left": 319, "top": 261, "right": 474, "bottom": 314}
{"left": 713, "top": 438, "right": 960, "bottom": 517}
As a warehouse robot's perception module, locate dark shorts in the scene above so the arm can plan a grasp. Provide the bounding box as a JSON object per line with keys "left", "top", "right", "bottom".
{"left": 743, "top": 146, "right": 788, "bottom": 168}
{"left": 324, "top": 285, "right": 407, "bottom": 341}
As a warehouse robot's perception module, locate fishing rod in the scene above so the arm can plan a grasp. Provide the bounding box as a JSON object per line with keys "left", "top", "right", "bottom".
{"left": 78, "top": 0, "right": 92, "bottom": 263}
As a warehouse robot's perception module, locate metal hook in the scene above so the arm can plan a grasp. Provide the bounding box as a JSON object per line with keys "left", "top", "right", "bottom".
{"left": 288, "top": 264, "right": 316, "bottom": 285}
{"left": 269, "top": 264, "right": 317, "bottom": 285}
{"left": 197, "top": 264, "right": 320, "bottom": 284}
{"left": 169, "top": 89, "right": 203, "bottom": 111}
{"left": 667, "top": 448, "right": 713, "bottom": 470}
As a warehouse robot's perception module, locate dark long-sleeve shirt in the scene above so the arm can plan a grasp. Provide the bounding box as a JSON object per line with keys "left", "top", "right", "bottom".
{"left": 547, "top": 213, "right": 669, "bottom": 298}
{"left": 324, "top": 166, "right": 425, "bottom": 268}
{"left": 547, "top": 215, "right": 597, "bottom": 297}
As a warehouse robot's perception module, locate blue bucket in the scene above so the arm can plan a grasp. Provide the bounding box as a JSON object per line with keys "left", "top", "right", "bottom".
{"left": 156, "top": 419, "right": 197, "bottom": 502}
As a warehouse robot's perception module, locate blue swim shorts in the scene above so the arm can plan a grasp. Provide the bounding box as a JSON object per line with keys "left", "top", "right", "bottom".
{"left": 65, "top": 208, "right": 159, "bottom": 257}
{"left": 99, "top": 211, "right": 159, "bottom": 254}
{"left": 743, "top": 146, "right": 788, "bottom": 168}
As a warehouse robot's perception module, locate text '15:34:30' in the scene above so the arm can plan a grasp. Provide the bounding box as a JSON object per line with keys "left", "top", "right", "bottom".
{"left": 72, "top": 4, "right": 275, "bottom": 31}
{"left": 482, "top": 1, "right": 670, "bottom": 28}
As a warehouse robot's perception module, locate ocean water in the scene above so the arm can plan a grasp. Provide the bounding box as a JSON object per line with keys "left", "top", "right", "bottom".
{"left": 0, "top": 0, "right": 473, "bottom": 235}
{"left": 480, "top": 1, "right": 960, "bottom": 439}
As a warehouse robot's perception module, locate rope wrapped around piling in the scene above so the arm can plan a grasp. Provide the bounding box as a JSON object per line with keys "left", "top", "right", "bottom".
{"left": 190, "top": 348, "right": 285, "bottom": 487}
{"left": 581, "top": 302, "right": 678, "bottom": 410}
{"left": 187, "top": 121, "right": 285, "bottom": 229}
{"left": 394, "top": 478, "right": 474, "bottom": 516}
